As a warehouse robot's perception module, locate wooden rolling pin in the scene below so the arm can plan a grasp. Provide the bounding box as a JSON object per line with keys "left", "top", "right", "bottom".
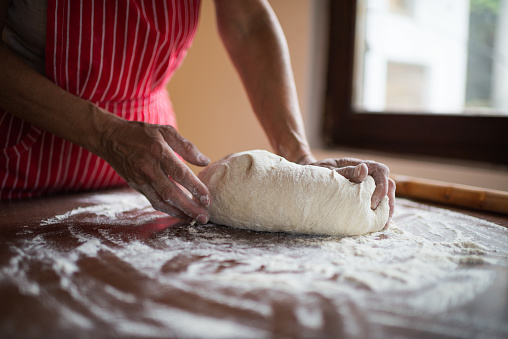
{"left": 392, "top": 174, "right": 508, "bottom": 215}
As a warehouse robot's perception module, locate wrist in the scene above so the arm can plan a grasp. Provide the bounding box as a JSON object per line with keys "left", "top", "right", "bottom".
{"left": 83, "top": 104, "right": 124, "bottom": 157}
{"left": 294, "top": 153, "right": 316, "bottom": 165}
{"left": 275, "top": 141, "right": 315, "bottom": 164}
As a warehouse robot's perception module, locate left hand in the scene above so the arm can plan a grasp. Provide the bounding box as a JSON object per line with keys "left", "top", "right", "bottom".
{"left": 298, "top": 156, "right": 396, "bottom": 224}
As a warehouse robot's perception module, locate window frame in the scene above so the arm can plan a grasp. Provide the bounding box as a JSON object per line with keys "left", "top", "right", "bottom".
{"left": 323, "top": 0, "right": 508, "bottom": 165}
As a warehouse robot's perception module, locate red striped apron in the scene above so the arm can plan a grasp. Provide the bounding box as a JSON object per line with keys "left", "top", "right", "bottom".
{"left": 0, "top": 0, "right": 201, "bottom": 199}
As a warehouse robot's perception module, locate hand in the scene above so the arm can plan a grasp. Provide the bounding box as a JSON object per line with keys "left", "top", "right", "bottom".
{"left": 99, "top": 118, "right": 211, "bottom": 224}
{"left": 298, "top": 156, "right": 396, "bottom": 224}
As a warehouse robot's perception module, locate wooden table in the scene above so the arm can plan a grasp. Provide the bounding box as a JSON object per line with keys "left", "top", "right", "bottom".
{"left": 1, "top": 188, "right": 507, "bottom": 338}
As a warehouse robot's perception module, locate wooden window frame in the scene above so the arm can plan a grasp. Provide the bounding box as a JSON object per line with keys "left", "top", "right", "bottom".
{"left": 323, "top": 0, "right": 508, "bottom": 165}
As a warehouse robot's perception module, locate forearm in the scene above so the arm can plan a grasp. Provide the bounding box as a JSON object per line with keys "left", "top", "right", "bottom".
{"left": 214, "top": 0, "right": 314, "bottom": 163}
{"left": 0, "top": 44, "right": 120, "bottom": 156}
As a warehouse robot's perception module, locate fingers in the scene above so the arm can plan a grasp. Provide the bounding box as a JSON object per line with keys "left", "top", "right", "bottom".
{"left": 382, "top": 178, "right": 396, "bottom": 229}
{"left": 313, "top": 157, "right": 389, "bottom": 206}
{"left": 103, "top": 122, "right": 212, "bottom": 223}
{"left": 387, "top": 178, "right": 396, "bottom": 219}
{"left": 333, "top": 164, "right": 368, "bottom": 183}
{"left": 129, "top": 155, "right": 210, "bottom": 223}
{"left": 388, "top": 179, "right": 396, "bottom": 219}
{"left": 313, "top": 156, "right": 395, "bottom": 227}
{"left": 151, "top": 175, "right": 209, "bottom": 224}
{"left": 368, "top": 163, "right": 390, "bottom": 210}
{"left": 156, "top": 126, "right": 212, "bottom": 222}
{"left": 159, "top": 147, "right": 211, "bottom": 210}
{"left": 131, "top": 183, "right": 192, "bottom": 221}
{"left": 315, "top": 157, "right": 364, "bottom": 168}
{"left": 160, "top": 126, "right": 210, "bottom": 167}
{"left": 312, "top": 158, "right": 368, "bottom": 183}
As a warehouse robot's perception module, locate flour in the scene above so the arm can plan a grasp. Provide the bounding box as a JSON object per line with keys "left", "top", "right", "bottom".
{"left": 145, "top": 306, "right": 269, "bottom": 339}
{"left": 40, "top": 192, "right": 161, "bottom": 226}
{"left": 1, "top": 189, "right": 508, "bottom": 338}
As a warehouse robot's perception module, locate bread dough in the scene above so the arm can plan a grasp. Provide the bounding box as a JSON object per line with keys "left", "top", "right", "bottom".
{"left": 198, "top": 150, "right": 390, "bottom": 236}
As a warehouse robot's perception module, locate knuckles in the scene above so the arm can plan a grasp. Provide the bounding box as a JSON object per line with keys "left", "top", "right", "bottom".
{"left": 168, "top": 164, "right": 188, "bottom": 183}
{"left": 160, "top": 125, "right": 178, "bottom": 141}
{"left": 157, "top": 186, "right": 176, "bottom": 203}
{"left": 366, "top": 163, "right": 390, "bottom": 182}
{"left": 146, "top": 139, "right": 166, "bottom": 158}
{"left": 179, "top": 139, "right": 195, "bottom": 155}
{"left": 131, "top": 157, "right": 152, "bottom": 178}
{"left": 129, "top": 140, "right": 168, "bottom": 177}
{"left": 388, "top": 178, "right": 396, "bottom": 192}
{"left": 162, "top": 127, "right": 195, "bottom": 156}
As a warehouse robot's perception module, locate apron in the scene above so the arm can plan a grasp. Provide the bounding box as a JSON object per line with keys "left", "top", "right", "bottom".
{"left": 0, "top": 0, "right": 201, "bottom": 199}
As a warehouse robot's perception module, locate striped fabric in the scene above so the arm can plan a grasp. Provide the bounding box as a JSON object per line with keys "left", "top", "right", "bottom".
{"left": 0, "top": 0, "right": 201, "bottom": 199}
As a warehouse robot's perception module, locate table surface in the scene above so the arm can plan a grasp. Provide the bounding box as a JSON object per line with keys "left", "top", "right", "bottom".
{"left": 1, "top": 188, "right": 508, "bottom": 339}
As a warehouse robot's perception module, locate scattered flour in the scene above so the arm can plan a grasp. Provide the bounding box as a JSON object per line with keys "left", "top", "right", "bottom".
{"left": 1, "top": 189, "right": 508, "bottom": 338}
{"left": 40, "top": 193, "right": 163, "bottom": 226}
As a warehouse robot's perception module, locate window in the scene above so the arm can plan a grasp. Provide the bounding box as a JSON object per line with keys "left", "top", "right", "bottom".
{"left": 385, "top": 62, "right": 427, "bottom": 112}
{"left": 389, "top": 0, "right": 414, "bottom": 16}
{"left": 324, "top": 0, "right": 508, "bottom": 165}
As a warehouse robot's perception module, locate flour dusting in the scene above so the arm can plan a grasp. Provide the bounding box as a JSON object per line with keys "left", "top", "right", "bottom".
{"left": 40, "top": 193, "right": 162, "bottom": 226}
{"left": 1, "top": 190, "right": 508, "bottom": 338}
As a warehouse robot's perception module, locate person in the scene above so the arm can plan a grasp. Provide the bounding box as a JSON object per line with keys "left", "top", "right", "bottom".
{"left": 0, "top": 0, "right": 395, "bottom": 225}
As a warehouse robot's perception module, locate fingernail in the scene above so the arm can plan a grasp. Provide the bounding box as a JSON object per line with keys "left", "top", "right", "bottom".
{"left": 197, "top": 214, "right": 208, "bottom": 224}
{"left": 355, "top": 165, "right": 362, "bottom": 177}
{"left": 200, "top": 195, "right": 210, "bottom": 207}
{"left": 197, "top": 154, "right": 209, "bottom": 164}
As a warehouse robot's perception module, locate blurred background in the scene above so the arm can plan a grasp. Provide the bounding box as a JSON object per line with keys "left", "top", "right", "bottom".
{"left": 168, "top": 0, "right": 508, "bottom": 191}
{"left": 355, "top": 0, "right": 508, "bottom": 114}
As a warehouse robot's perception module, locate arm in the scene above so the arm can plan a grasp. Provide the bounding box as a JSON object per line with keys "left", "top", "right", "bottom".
{"left": 213, "top": 0, "right": 312, "bottom": 164}
{"left": 0, "top": 0, "right": 210, "bottom": 223}
{"left": 213, "top": 0, "right": 395, "bottom": 221}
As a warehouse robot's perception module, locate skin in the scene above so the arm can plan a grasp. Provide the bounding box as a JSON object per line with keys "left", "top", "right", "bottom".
{"left": 213, "top": 0, "right": 395, "bottom": 223}
{"left": 0, "top": 0, "right": 395, "bottom": 225}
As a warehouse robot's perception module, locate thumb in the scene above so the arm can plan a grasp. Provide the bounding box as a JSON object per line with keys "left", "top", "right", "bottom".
{"left": 334, "top": 164, "right": 368, "bottom": 183}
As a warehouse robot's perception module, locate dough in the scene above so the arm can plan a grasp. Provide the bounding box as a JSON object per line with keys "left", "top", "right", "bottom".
{"left": 198, "top": 150, "right": 390, "bottom": 236}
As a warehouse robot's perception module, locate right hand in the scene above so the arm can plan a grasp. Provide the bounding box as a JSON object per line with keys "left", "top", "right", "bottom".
{"left": 299, "top": 156, "right": 396, "bottom": 227}
{"left": 99, "top": 117, "right": 211, "bottom": 224}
